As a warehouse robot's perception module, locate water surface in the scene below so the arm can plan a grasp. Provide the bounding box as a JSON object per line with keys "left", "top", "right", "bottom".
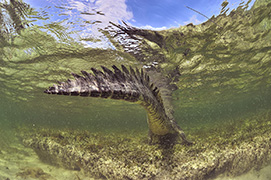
{"left": 0, "top": 0, "right": 271, "bottom": 179}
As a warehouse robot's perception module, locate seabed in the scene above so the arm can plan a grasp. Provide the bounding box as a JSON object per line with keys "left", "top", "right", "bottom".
{"left": 2, "top": 110, "right": 270, "bottom": 180}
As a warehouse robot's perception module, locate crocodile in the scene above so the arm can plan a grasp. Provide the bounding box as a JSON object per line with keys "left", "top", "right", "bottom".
{"left": 44, "top": 65, "right": 192, "bottom": 145}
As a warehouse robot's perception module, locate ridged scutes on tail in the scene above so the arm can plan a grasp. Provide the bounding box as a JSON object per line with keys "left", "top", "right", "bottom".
{"left": 45, "top": 65, "right": 191, "bottom": 145}
{"left": 45, "top": 65, "right": 162, "bottom": 103}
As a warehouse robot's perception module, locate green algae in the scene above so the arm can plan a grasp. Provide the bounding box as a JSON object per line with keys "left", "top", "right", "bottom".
{"left": 0, "top": 0, "right": 271, "bottom": 179}
{"left": 19, "top": 109, "right": 271, "bottom": 179}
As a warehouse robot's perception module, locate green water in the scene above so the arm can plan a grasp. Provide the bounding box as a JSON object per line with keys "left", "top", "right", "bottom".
{"left": 0, "top": 0, "right": 271, "bottom": 179}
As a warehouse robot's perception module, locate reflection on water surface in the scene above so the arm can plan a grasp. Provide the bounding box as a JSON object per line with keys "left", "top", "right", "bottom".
{"left": 0, "top": 0, "right": 271, "bottom": 179}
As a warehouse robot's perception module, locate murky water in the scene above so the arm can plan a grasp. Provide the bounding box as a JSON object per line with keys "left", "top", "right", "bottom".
{"left": 0, "top": 0, "right": 271, "bottom": 179}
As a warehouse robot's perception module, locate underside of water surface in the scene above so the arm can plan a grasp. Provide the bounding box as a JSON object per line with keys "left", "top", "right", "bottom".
{"left": 0, "top": 0, "right": 271, "bottom": 179}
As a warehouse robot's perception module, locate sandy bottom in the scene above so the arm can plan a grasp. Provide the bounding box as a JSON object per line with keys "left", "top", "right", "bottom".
{"left": 0, "top": 140, "right": 271, "bottom": 180}
{"left": 2, "top": 108, "right": 271, "bottom": 180}
{"left": 0, "top": 128, "right": 96, "bottom": 180}
{"left": 0, "top": 127, "right": 270, "bottom": 180}
{"left": 214, "top": 165, "right": 271, "bottom": 180}
{"left": 0, "top": 143, "right": 95, "bottom": 180}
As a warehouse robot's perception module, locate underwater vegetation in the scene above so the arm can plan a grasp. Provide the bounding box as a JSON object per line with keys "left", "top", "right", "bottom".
{"left": 19, "top": 109, "right": 271, "bottom": 179}
{"left": 0, "top": 0, "right": 271, "bottom": 179}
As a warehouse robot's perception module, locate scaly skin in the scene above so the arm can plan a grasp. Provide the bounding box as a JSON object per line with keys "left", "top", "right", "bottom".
{"left": 44, "top": 65, "right": 192, "bottom": 145}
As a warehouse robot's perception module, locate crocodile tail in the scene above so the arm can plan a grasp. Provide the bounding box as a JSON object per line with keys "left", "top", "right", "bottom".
{"left": 44, "top": 65, "right": 163, "bottom": 105}
{"left": 45, "top": 65, "right": 192, "bottom": 144}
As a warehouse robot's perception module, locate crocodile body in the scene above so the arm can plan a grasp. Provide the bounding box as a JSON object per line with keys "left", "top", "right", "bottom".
{"left": 44, "top": 65, "right": 191, "bottom": 145}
